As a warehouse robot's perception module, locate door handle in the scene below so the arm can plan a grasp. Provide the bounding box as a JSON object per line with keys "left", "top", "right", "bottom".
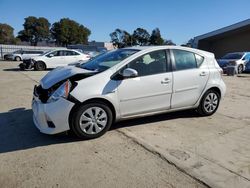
{"left": 161, "top": 78, "right": 170, "bottom": 84}
{"left": 200, "top": 72, "right": 207, "bottom": 76}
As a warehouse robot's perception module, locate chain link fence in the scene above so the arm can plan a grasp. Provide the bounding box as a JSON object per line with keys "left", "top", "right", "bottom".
{"left": 0, "top": 44, "right": 65, "bottom": 60}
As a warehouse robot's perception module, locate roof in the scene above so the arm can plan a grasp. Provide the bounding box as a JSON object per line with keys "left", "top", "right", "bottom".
{"left": 124, "top": 45, "right": 214, "bottom": 58}
{"left": 194, "top": 19, "right": 250, "bottom": 42}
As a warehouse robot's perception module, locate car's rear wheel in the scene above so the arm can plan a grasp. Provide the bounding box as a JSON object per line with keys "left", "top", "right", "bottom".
{"left": 15, "top": 56, "right": 21, "bottom": 61}
{"left": 197, "top": 90, "right": 220, "bottom": 116}
{"left": 71, "top": 102, "right": 113, "bottom": 139}
{"left": 34, "top": 61, "right": 46, "bottom": 71}
{"left": 238, "top": 64, "right": 243, "bottom": 74}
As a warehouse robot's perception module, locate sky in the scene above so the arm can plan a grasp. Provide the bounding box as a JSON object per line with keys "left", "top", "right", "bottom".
{"left": 0, "top": 0, "right": 250, "bottom": 44}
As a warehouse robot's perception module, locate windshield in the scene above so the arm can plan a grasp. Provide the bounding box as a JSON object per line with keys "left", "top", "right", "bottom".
{"left": 81, "top": 49, "right": 139, "bottom": 71}
{"left": 221, "top": 53, "right": 244, "bottom": 60}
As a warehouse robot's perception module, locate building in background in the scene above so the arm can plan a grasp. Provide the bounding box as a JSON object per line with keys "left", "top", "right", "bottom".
{"left": 192, "top": 19, "right": 250, "bottom": 58}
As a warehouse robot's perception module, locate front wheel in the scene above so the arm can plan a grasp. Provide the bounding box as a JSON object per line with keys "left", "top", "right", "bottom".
{"left": 71, "top": 102, "right": 113, "bottom": 139}
{"left": 34, "top": 61, "right": 46, "bottom": 71}
{"left": 197, "top": 90, "right": 220, "bottom": 116}
{"left": 238, "top": 64, "right": 243, "bottom": 74}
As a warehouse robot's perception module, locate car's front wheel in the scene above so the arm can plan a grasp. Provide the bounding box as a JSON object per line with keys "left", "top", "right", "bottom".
{"left": 71, "top": 102, "right": 113, "bottom": 139}
{"left": 34, "top": 61, "right": 46, "bottom": 71}
{"left": 238, "top": 64, "right": 244, "bottom": 74}
{"left": 197, "top": 90, "right": 220, "bottom": 116}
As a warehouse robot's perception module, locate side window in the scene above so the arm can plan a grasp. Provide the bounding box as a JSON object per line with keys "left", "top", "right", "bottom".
{"left": 48, "top": 50, "right": 60, "bottom": 57}
{"left": 58, "top": 50, "right": 65, "bottom": 56}
{"left": 195, "top": 54, "right": 204, "bottom": 67}
{"left": 64, "top": 50, "right": 74, "bottom": 56}
{"left": 173, "top": 50, "right": 197, "bottom": 71}
{"left": 127, "top": 50, "right": 168, "bottom": 77}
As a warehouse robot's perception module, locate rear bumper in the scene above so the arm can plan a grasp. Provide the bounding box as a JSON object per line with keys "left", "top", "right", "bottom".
{"left": 220, "top": 79, "right": 226, "bottom": 98}
{"left": 32, "top": 97, "right": 74, "bottom": 134}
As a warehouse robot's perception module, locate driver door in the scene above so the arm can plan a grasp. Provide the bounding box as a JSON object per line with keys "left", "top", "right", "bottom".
{"left": 46, "top": 50, "right": 65, "bottom": 68}
{"left": 117, "top": 50, "right": 173, "bottom": 117}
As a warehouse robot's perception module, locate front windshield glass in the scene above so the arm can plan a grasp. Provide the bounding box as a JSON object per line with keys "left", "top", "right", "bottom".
{"left": 81, "top": 49, "right": 139, "bottom": 72}
{"left": 221, "top": 53, "right": 244, "bottom": 60}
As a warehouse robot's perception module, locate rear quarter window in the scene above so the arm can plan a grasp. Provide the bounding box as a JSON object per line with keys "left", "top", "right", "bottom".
{"left": 195, "top": 54, "right": 204, "bottom": 67}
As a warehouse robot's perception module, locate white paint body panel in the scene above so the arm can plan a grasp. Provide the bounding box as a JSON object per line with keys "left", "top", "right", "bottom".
{"left": 32, "top": 49, "right": 90, "bottom": 69}
{"left": 33, "top": 46, "right": 226, "bottom": 134}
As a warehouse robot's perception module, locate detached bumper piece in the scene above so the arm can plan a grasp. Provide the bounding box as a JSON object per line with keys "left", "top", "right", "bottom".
{"left": 19, "top": 59, "right": 34, "bottom": 70}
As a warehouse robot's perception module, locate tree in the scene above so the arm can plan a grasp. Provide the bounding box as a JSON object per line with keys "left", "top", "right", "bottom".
{"left": 150, "top": 28, "right": 164, "bottom": 45}
{"left": 51, "top": 18, "right": 91, "bottom": 46}
{"left": 110, "top": 29, "right": 133, "bottom": 48}
{"left": 0, "top": 23, "right": 16, "bottom": 44}
{"left": 132, "top": 28, "right": 150, "bottom": 46}
{"left": 17, "top": 16, "right": 50, "bottom": 46}
{"left": 164, "top": 39, "right": 176, "bottom": 46}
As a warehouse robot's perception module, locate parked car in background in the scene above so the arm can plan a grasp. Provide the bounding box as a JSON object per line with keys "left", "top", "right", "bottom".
{"left": 217, "top": 52, "right": 250, "bottom": 74}
{"left": 19, "top": 49, "right": 90, "bottom": 70}
{"left": 245, "top": 60, "right": 250, "bottom": 72}
{"left": 32, "top": 46, "right": 226, "bottom": 139}
{"left": 4, "top": 50, "right": 44, "bottom": 61}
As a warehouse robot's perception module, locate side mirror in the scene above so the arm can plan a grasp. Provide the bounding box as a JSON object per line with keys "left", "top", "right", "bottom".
{"left": 121, "top": 68, "right": 138, "bottom": 78}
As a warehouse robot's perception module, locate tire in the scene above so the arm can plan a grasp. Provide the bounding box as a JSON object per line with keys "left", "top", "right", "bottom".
{"left": 34, "top": 61, "right": 46, "bottom": 71}
{"left": 197, "top": 90, "right": 220, "bottom": 116}
{"left": 15, "top": 56, "right": 21, "bottom": 61}
{"left": 238, "top": 64, "right": 243, "bottom": 74}
{"left": 71, "top": 102, "right": 113, "bottom": 139}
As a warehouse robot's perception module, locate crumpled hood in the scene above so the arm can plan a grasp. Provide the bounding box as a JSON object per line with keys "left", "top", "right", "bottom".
{"left": 40, "top": 66, "right": 95, "bottom": 89}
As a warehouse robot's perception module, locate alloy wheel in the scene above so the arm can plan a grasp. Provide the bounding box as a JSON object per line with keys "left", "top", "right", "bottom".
{"left": 203, "top": 93, "right": 218, "bottom": 113}
{"left": 79, "top": 107, "right": 108, "bottom": 135}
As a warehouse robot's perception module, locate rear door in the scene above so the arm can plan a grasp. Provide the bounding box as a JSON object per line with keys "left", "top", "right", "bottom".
{"left": 170, "top": 49, "right": 209, "bottom": 109}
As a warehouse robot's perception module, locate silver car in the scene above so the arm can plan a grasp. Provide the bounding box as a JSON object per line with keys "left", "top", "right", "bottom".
{"left": 32, "top": 46, "right": 226, "bottom": 139}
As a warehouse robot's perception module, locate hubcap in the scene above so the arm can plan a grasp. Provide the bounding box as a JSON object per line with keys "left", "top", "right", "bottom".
{"left": 79, "top": 107, "right": 108, "bottom": 135}
{"left": 204, "top": 93, "right": 218, "bottom": 113}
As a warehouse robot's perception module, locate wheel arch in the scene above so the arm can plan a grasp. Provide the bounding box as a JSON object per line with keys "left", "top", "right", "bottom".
{"left": 206, "top": 87, "right": 221, "bottom": 98}
{"left": 35, "top": 60, "right": 47, "bottom": 69}
{"left": 68, "top": 97, "right": 117, "bottom": 129}
{"left": 15, "top": 55, "right": 22, "bottom": 61}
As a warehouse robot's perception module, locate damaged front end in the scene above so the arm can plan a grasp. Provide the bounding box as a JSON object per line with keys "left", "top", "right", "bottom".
{"left": 19, "top": 59, "right": 35, "bottom": 70}
{"left": 34, "top": 73, "right": 95, "bottom": 104}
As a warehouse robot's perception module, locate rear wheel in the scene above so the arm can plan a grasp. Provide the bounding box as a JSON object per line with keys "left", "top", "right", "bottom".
{"left": 15, "top": 56, "right": 21, "bottom": 61}
{"left": 71, "top": 102, "right": 113, "bottom": 139}
{"left": 197, "top": 90, "right": 220, "bottom": 116}
{"left": 34, "top": 61, "right": 46, "bottom": 71}
{"left": 238, "top": 64, "right": 243, "bottom": 74}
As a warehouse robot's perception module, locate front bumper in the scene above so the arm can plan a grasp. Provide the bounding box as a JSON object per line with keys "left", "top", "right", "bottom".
{"left": 32, "top": 96, "right": 74, "bottom": 134}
